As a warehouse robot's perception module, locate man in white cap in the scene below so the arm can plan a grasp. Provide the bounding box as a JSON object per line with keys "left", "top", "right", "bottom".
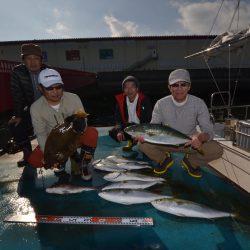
{"left": 139, "top": 69, "right": 223, "bottom": 178}
{"left": 28, "top": 68, "right": 98, "bottom": 185}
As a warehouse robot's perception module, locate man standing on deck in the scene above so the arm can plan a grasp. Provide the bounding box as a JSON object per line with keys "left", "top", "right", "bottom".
{"left": 8, "top": 43, "right": 47, "bottom": 168}
{"left": 138, "top": 69, "right": 223, "bottom": 178}
{"left": 28, "top": 68, "right": 98, "bottom": 185}
{"left": 109, "top": 75, "right": 152, "bottom": 151}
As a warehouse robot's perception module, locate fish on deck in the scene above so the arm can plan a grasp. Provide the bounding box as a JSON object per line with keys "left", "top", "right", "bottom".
{"left": 103, "top": 171, "right": 165, "bottom": 183}
{"left": 93, "top": 162, "right": 127, "bottom": 172}
{"left": 46, "top": 184, "right": 96, "bottom": 194}
{"left": 105, "top": 155, "right": 148, "bottom": 165}
{"left": 124, "top": 123, "right": 191, "bottom": 146}
{"left": 151, "top": 198, "right": 234, "bottom": 219}
{"left": 93, "top": 161, "right": 152, "bottom": 172}
{"left": 43, "top": 111, "right": 89, "bottom": 169}
{"left": 98, "top": 189, "right": 171, "bottom": 205}
{"left": 102, "top": 180, "right": 163, "bottom": 191}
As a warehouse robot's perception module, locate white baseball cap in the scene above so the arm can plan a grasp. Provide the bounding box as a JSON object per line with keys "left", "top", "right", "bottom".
{"left": 39, "top": 68, "right": 64, "bottom": 88}
{"left": 168, "top": 69, "right": 191, "bottom": 85}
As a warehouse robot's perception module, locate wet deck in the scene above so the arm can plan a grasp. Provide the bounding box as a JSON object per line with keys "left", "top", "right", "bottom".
{"left": 0, "top": 127, "right": 250, "bottom": 250}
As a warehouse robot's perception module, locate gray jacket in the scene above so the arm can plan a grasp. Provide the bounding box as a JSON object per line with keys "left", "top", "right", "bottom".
{"left": 30, "top": 92, "right": 85, "bottom": 151}
{"left": 151, "top": 94, "right": 214, "bottom": 140}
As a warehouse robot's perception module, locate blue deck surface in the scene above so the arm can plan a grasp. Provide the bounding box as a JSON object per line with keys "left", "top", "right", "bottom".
{"left": 0, "top": 127, "right": 250, "bottom": 250}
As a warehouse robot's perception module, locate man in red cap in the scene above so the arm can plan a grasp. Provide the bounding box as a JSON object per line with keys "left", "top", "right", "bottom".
{"left": 8, "top": 43, "right": 48, "bottom": 168}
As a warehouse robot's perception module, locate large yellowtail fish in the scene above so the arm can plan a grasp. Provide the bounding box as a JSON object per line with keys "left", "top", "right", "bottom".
{"left": 102, "top": 180, "right": 163, "bottom": 191}
{"left": 124, "top": 123, "right": 203, "bottom": 154}
{"left": 124, "top": 123, "right": 191, "bottom": 146}
{"left": 151, "top": 198, "right": 234, "bottom": 219}
{"left": 103, "top": 171, "right": 165, "bottom": 183}
{"left": 98, "top": 190, "right": 171, "bottom": 205}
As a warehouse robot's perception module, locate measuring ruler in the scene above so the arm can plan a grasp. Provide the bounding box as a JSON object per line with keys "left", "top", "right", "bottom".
{"left": 4, "top": 214, "right": 154, "bottom": 227}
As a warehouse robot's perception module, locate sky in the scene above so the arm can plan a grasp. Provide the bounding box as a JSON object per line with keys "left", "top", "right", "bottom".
{"left": 0, "top": 0, "right": 250, "bottom": 41}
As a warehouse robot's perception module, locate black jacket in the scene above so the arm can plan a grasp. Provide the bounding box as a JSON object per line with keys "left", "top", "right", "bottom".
{"left": 10, "top": 63, "right": 47, "bottom": 117}
{"left": 114, "top": 92, "right": 152, "bottom": 130}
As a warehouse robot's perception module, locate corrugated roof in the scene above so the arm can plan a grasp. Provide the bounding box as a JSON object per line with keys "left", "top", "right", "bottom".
{"left": 0, "top": 35, "right": 216, "bottom": 45}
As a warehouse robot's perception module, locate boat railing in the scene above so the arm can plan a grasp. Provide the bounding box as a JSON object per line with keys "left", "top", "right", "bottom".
{"left": 210, "top": 91, "right": 250, "bottom": 121}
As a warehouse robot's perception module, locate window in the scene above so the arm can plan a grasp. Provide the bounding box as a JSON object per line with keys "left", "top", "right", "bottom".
{"left": 99, "top": 49, "right": 113, "bottom": 59}
{"left": 66, "top": 50, "right": 80, "bottom": 61}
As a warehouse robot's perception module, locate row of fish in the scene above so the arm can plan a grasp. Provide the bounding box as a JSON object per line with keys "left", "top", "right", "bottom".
{"left": 45, "top": 155, "right": 234, "bottom": 219}
{"left": 92, "top": 156, "right": 151, "bottom": 172}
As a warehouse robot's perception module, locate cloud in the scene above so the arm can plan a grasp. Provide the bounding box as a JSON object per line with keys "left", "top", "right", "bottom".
{"left": 173, "top": 1, "right": 250, "bottom": 35}
{"left": 53, "top": 8, "right": 61, "bottom": 18}
{"left": 104, "top": 15, "right": 139, "bottom": 37}
{"left": 45, "top": 8, "right": 72, "bottom": 38}
{"left": 52, "top": 8, "right": 71, "bottom": 19}
{"left": 46, "top": 22, "right": 70, "bottom": 38}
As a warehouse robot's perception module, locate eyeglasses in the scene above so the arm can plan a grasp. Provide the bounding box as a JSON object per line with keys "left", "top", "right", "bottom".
{"left": 170, "top": 83, "right": 189, "bottom": 88}
{"left": 44, "top": 85, "right": 63, "bottom": 91}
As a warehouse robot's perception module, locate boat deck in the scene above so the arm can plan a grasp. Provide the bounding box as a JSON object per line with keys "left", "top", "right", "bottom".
{"left": 1, "top": 127, "right": 250, "bottom": 250}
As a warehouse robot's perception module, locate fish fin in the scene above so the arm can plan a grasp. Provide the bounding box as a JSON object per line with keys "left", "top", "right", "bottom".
{"left": 75, "top": 111, "right": 89, "bottom": 118}
{"left": 196, "top": 148, "right": 204, "bottom": 155}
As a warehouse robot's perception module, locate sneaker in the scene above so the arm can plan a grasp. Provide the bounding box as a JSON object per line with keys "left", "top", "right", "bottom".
{"left": 17, "top": 148, "right": 31, "bottom": 168}
{"left": 182, "top": 156, "right": 202, "bottom": 178}
{"left": 54, "top": 170, "right": 71, "bottom": 185}
{"left": 21, "top": 164, "right": 38, "bottom": 180}
{"left": 17, "top": 159, "right": 29, "bottom": 168}
{"left": 154, "top": 152, "right": 174, "bottom": 175}
{"left": 81, "top": 163, "right": 92, "bottom": 181}
{"left": 122, "top": 140, "right": 136, "bottom": 152}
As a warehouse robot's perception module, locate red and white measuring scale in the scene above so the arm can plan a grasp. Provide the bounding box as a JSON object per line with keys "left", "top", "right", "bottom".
{"left": 5, "top": 214, "right": 154, "bottom": 227}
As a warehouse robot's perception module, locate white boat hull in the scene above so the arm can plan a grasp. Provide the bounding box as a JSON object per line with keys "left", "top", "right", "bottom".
{"left": 208, "top": 139, "right": 250, "bottom": 194}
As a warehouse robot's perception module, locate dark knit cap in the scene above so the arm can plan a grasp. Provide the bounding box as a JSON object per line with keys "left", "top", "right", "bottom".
{"left": 122, "top": 76, "right": 139, "bottom": 90}
{"left": 21, "top": 43, "right": 42, "bottom": 58}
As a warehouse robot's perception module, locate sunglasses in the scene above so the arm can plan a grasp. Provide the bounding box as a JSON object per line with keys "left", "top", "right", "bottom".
{"left": 170, "top": 83, "right": 189, "bottom": 88}
{"left": 44, "top": 85, "right": 63, "bottom": 91}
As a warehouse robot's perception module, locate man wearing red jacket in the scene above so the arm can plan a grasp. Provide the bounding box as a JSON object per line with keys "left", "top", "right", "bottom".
{"left": 109, "top": 76, "right": 152, "bottom": 151}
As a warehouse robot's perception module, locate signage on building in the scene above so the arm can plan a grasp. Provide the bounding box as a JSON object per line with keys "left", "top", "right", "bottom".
{"left": 99, "top": 49, "right": 113, "bottom": 59}
{"left": 66, "top": 50, "right": 80, "bottom": 61}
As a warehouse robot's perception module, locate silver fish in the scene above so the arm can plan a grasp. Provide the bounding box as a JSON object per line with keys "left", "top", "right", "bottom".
{"left": 106, "top": 155, "right": 148, "bottom": 165}
{"left": 102, "top": 180, "right": 163, "bottom": 191}
{"left": 93, "top": 162, "right": 126, "bottom": 172}
{"left": 98, "top": 190, "right": 170, "bottom": 205}
{"left": 116, "top": 163, "right": 152, "bottom": 170}
{"left": 124, "top": 123, "right": 191, "bottom": 146}
{"left": 103, "top": 172, "right": 165, "bottom": 183}
{"left": 151, "top": 198, "right": 234, "bottom": 219}
{"left": 46, "top": 184, "right": 96, "bottom": 194}
{"left": 94, "top": 162, "right": 151, "bottom": 172}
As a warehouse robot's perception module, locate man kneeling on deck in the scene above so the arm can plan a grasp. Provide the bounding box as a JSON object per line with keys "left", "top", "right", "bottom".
{"left": 27, "top": 68, "right": 98, "bottom": 185}
{"left": 138, "top": 69, "right": 223, "bottom": 178}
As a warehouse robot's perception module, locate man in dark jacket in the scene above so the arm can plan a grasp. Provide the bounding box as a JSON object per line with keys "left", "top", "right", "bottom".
{"left": 109, "top": 75, "right": 152, "bottom": 151}
{"left": 8, "top": 43, "right": 47, "bottom": 167}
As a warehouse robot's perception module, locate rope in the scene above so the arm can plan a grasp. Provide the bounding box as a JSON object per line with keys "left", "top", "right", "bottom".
{"left": 204, "top": 59, "right": 227, "bottom": 106}
{"left": 227, "top": 0, "right": 241, "bottom": 31}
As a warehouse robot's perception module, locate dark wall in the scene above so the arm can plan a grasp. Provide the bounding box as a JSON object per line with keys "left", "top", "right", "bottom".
{"left": 79, "top": 68, "right": 249, "bottom": 126}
